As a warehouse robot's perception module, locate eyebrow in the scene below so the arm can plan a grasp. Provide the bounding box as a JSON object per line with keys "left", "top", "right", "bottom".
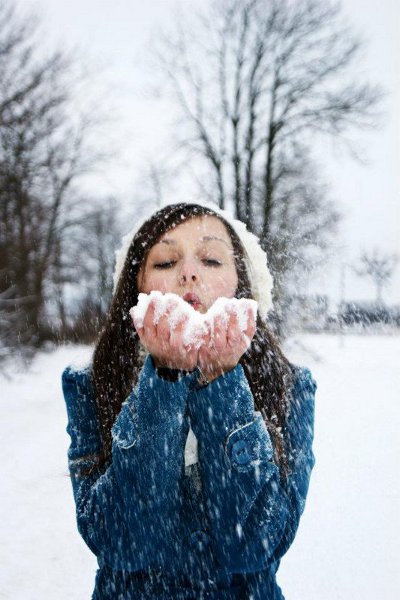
{"left": 157, "top": 235, "right": 231, "bottom": 248}
{"left": 199, "top": 235, "right": 231, "bottom": 247}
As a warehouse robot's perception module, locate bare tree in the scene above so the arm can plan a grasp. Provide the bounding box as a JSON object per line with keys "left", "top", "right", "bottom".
{"left": 44, "top": 197, "right": 122, "bottom": 342}
{"left": 0, "top": 0, "right": 108, "bottom": 354}
{"left": 355, "top": 249, "right": 398, "bottom": 304}
{"left": 154, "top": 0, "right": 381, "bottom": 317}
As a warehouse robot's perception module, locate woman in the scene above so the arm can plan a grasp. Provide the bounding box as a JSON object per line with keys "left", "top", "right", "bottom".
{"left": 62, "top": 202, "right": 316, "bottom": 599}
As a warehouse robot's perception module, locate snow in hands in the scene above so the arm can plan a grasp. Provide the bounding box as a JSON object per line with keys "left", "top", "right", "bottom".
{"left": 130, "top": 291, "right": 258, "bottom": 349}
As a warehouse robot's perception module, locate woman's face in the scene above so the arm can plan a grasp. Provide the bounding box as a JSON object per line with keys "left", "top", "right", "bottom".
{"left": 138, "top": 215, "right": 239, "bottom": 313}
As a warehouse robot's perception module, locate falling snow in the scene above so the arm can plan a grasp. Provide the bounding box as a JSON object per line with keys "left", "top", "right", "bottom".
{"left": 0, "top": 334, "right": 399, "bottom": 599}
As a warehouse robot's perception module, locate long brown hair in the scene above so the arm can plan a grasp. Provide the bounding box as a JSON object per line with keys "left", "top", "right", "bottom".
{"left": 92, "top": 203, "right": 294, "bottom": 477}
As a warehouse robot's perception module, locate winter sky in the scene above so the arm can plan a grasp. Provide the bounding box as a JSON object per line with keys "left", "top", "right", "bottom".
{"left": 22, "top": 0, "right": 400, "bottom": 307}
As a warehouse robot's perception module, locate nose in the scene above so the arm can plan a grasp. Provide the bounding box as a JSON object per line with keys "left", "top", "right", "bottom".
{"left": 179, "top": 259, "right": 199, "bottom": 285}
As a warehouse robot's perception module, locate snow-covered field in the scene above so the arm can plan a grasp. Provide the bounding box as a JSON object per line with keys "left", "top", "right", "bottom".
{"left": 1, "top": 334, "right": 399, "bottom": 599}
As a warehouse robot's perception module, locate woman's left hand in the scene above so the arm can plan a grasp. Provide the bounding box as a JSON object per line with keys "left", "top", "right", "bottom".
{"left": 198, "top": 308, "right": 256, "bottom": 383}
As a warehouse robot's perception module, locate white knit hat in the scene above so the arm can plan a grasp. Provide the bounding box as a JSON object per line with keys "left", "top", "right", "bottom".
{"left": 112, "top": 200, "right": 274, "bottom": 320}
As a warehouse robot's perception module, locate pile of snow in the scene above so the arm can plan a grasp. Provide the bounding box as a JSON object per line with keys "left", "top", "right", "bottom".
{"left": 0, "top": 334, "right": 399, "bottom": 599}
{"left": 130, "top": 291, "right": 257, "bottom": 347}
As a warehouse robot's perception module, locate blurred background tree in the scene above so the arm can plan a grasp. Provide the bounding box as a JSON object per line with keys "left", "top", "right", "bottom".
{"left": 0, "top": 0, "right": 120, "bottom": 363}
{"left": 154, "top": 0, "right": 382, "bottom": 333}
{"left": 355, "top": 249, "right": 398, "bottom": 305}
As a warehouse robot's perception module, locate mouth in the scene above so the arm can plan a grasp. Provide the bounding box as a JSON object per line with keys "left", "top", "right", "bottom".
{"left": 183, "top": 292, "right": 202, "bottom": 310}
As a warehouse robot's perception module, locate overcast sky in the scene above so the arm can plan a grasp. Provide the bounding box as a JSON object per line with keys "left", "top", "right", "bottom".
{"left": 22, "top": 0, "right": 400, "bottom": 306}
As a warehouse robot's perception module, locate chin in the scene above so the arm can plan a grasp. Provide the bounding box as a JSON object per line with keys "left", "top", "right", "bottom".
{"left": 197, "top": 305, "right": 208, "bottom": 314}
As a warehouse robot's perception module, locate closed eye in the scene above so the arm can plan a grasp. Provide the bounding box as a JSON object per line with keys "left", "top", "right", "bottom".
{"left": 153, "top": 258, "right": 222, "bottom": 268}
{"left": 154, "top": 261, "right": 176, "bottom": 269}
{"left": 202, "top": 259, "right": 222, "bottom": 267}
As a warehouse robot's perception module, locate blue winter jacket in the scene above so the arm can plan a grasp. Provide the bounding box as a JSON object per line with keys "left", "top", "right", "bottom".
{"left": 61, "top": 354, "right": 316, "bottom": 599}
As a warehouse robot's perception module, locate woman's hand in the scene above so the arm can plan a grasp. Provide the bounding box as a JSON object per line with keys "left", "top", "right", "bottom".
{"left": 198, "top": 308, "right": 256, "bottom": 382}
{"left": 132, "top": 297, "right": 256, "bottom": 378}
{"left": 132, "top": 299, "right": 199, "bottom": 372}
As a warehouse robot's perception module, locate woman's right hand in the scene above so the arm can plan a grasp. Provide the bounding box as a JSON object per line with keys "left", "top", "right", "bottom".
{"left": 132, "top": 299, "right": 199, "bottom": 372}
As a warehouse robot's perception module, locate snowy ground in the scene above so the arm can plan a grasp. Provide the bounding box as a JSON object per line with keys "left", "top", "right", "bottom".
{"left": 1, "top": 334, "right": 399, "bottom": 599}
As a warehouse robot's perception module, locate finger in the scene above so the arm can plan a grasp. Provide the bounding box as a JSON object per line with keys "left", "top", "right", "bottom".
{"left": 243, "top": 308, "right": 256, "bottom": 341}
{"left": 131, "top": 305, "right": 145, "bottom": 336}
{"left": 200, "top": 328, "right": 211, "bottom": 350}
{"left": 156, "top": 312, "right": 172, "bottom": 346}
{"left": 169, "top": 315, "right": 201, "bottom": 371}
{"left": 212, "top": 314, "right": 228, "bottom": 353}
{"left": 186, "top": 345, "right": 199, "bottom": 371}
{"left": 235, "top": 310, "right": 255, "bottom": 354}
{"left": 143, "top": 300, "right": 157, "bottom": 340}
{"left": 173, "top": 328, "right": 198, "bottom": 370}
{"left": 169, "top": 315, "right": 189, "bottom": 352}
{"left": 132, "top": 315, "right": 144, "bottom": 337}
{"left": 198, "top": 344, "right": 214, "bottom": 371}
{"left": 197, "top": 345, "right": 208, "bottom": 371}
{"left": 226, "top": 311, "right": 242, "bottom": 348}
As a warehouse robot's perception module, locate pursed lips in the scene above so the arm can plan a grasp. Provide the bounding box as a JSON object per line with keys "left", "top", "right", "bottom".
{"left": 183, "top": 292, "right": 202, "bottom": 308}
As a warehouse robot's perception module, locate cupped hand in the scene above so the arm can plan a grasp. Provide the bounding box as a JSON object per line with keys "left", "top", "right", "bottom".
{"left": 132, "top": 297, "right": 257, "bottom": 379}
{"left": 132, "top": 299, "right": 199, "bottom": 372}
{"left": 198, "top": 307, "right": 256, "bottom": 382}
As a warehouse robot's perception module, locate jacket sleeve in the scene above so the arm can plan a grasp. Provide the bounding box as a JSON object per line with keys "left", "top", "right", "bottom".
{"left": 61, "top": 354, "right": 190, "bottom": 571}
{"left": 187, "top": 363, "right": 316, "bottom": 573}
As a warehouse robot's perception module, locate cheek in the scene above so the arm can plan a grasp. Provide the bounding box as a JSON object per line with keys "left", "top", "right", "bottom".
{"left": 205, "top": 269, "right": 238, "bottom": 299}
{"left": 140, "top": 271, "right": 174, "bottom": 294}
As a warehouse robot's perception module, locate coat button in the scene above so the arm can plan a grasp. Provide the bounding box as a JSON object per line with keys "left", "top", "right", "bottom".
{"left": 190, "top": 530, "right": 210, "bottom": 550}
{"left": 231, "top": 439, "right": 252, "bottom": 465}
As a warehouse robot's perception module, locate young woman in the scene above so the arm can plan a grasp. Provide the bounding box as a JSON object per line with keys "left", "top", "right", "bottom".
{"left": 62, "top": 202, "right": 316, "bottom": 599}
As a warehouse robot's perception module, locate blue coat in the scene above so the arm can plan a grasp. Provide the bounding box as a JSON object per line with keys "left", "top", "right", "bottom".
{"left": 62, "top": 354, "right": 316, "bottom": 599}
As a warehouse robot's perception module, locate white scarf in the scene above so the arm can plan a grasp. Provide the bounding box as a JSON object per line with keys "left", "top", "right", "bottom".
{"left": 184, "top": 424, "right": 198, "bottom": 467}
